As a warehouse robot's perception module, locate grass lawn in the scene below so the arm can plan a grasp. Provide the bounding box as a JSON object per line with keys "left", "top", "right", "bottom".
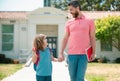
{"left": 0, "top": 64, "right": 23, "bottom": 80}
{"left": 86, "top": 63, "right": 120, "bottom": 81}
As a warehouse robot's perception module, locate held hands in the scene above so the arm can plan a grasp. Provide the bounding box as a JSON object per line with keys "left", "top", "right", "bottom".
{"left": 58, "top": 54, "right": 65, "bottom": 62}
{"left": 52, "top": 54, "right": 65, "bottom": 62}
{"left": 52, "top": 58, "right": 58, "bottom": 62}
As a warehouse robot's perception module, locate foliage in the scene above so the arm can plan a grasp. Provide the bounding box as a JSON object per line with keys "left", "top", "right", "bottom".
{"left": 115, "top": 58, "right": 120, "bottom": 63}
{"left": 51, "top": 0, "right": 69, "bottom": 10}
{"left": 95, "top": 16, "right": 120, "bottom": 51}
{"left": 51, "top": 0, "right": 120, "bottom": 11}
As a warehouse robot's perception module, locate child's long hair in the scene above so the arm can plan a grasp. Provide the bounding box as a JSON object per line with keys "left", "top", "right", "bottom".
{"left": 33, "top": 34, "right": 46, "bottom": 51}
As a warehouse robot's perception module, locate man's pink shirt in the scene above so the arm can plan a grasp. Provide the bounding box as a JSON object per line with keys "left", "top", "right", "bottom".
{"left": 65, "top": 15, "right": 95, "bottom": 55}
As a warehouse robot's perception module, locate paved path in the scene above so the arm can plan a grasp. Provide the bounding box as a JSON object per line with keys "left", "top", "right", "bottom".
{"left": 1, "top": 62, "right": 88, "bottom": 81}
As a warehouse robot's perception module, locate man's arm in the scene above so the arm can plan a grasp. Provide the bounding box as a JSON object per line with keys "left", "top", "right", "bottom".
{"left": 90, "top": 21, "right": 96, "bottom": 60}
{"left": 58, "top": 31, "right": 69, "bottom": 62}
{"left": 90, "top": 29, "right": 96, "bottom": 54}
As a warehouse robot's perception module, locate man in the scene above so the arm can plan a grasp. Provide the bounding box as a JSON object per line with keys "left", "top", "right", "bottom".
{"left": 58, "top": 1, "right": 96, "bottom": 81}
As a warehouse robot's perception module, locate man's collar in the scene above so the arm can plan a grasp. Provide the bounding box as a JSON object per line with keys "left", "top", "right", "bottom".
{"left": 74, "top": 14, "right": 85, "bottom": 20}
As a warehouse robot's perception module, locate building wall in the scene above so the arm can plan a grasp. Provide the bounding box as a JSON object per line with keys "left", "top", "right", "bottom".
{"left": 28, "top": 7, "right": 66, "bottom": 56}
{"left": 36, "top": 25, "right": 58, "bottom": 36}
{"left": 96, "top": 40, "right": 120, "bottom": 61}
{"left": 0, "top": 19, "right": 28, "bottom": 60}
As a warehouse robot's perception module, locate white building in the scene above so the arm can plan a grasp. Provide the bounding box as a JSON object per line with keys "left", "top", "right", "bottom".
{"left": 0, "top": 1, "right": 120, "bottom": 63}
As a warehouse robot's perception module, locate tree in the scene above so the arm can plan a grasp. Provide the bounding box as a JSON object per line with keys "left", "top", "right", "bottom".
{"left": 95, "top": 16, "right": 120, "bottom": 51}
{"left": 51, "top": 0, "right": 120, "bottom": 11}
{"left": 102, "top": 0, "right": 120, "bottom": 11}
{"left": 78, "top": 0, "right": 102, "bottom": 11}
{"left": 51, "top": 0, "right": 69, "bottom": 10}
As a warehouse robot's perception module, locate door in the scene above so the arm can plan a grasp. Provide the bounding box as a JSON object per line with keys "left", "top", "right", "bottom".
{"left": 47, "top": 37, "right": 57, "bottom": 58}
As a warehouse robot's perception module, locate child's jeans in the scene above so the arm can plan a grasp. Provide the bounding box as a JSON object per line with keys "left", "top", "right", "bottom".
{"left": 68, "top": 54, "right": 88, "bottom": 81}
{"left": 36, "top": 75, "right": 51, "bottom": 81}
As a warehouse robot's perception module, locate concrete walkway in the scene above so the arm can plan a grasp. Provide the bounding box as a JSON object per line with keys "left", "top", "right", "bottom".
{"left": 1, "top": 62, "right": 88, "bottom": 81}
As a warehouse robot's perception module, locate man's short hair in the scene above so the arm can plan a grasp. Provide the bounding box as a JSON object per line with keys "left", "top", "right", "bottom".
{"left": 68, "top": 0, "right": 81, "bottom": 10}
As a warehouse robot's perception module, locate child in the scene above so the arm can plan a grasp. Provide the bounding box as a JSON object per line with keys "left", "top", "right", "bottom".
{"left": 32, "top": 34, "right": 58, "bottom": 81}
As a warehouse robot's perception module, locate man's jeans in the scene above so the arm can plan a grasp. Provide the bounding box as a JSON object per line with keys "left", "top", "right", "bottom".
{"left": 68, "top": 54, "right": 88, "bottom": 81}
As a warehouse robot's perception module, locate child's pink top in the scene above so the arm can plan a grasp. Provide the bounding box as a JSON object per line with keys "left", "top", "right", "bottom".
{"left": 65, "top": 15, "right": 95, "bottom": 54}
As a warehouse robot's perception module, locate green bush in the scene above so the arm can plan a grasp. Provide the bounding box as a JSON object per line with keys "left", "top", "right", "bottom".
{"left": 0, "top": 54, "right": 6, "bottom": 63}
{"left": 115, "top": 58, "right": 120, "bottom": 63}
{"left": 0, "top": 54, "right": 13, "bottom": 64}
{"left": 95, "top": 16, "right": 120, "bottom": 51}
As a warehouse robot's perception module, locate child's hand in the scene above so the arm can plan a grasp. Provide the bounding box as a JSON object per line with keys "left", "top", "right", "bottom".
{"left": 58, "top": 58, "right": 64, "bottom": 62}
{"left": 51, "top": 55, "right": 58, "bottom": 62}
{"left": 53, "top": 58, "right": 58, "bottom": 62}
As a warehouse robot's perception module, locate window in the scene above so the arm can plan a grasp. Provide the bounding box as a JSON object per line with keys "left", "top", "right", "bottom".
{"left": 44, "top": 0, "right": 51, "bottom": 7}
{"left": 2, "top": 25, "right": 14, "bottom": 51}
{"left": 101, "top": 39, "right": 112, "bottom": 51}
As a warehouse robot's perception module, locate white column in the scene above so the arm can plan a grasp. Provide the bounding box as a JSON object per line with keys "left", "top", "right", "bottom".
{"left": 14, "top": 21, "right": 20, "bottom": 59}
{"left": 19, "top": 23, "right": 28, "bottom": 49}
{"left": 28, "top": 23, "right": 36, "bottom": 50}
{"left": 58, "top": 23, "right": 65, "bottom": 55}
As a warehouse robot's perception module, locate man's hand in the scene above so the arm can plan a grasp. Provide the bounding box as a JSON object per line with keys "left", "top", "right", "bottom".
{"left": 90, "top": 54, "right": 96, "bottom": 61}
{"left": 58, "top": 54, "right": 65, "bottom": 62}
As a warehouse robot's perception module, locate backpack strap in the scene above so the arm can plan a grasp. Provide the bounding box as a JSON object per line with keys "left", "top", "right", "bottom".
{"left": 32, "top": 47, "right": 40, "bottom": 65}
{"left": 35, "top": 50, "right": 40, "bottom": 65}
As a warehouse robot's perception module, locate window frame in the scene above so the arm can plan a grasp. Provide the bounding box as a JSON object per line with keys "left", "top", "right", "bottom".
{"left": 1, "top": 24, "right": 14, "bottom": 51}
{"left": 100, "top": 39, "right": 112, "bottom": 51}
